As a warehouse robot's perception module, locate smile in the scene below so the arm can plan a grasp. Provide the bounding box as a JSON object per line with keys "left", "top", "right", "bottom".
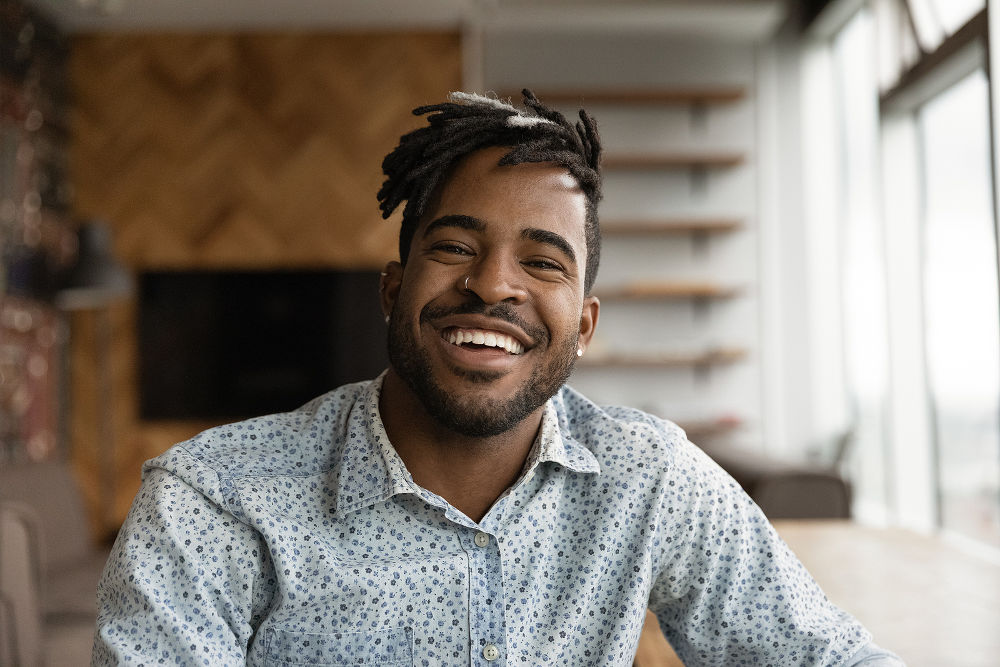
{"left": 442, "top": 328, "right": 524, "bottom": 355}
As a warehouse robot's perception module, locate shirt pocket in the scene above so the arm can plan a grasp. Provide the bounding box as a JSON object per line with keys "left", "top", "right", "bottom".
{"left": 264, "top": 626, "right": 413, "bottom": 666}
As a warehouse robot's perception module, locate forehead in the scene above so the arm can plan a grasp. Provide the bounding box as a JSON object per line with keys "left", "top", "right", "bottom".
{"left": 423, "top": 147, "right": 588, "bottom": 245}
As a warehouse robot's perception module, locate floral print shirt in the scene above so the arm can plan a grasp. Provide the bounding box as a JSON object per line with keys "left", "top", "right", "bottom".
{"left": 93, "top": 374, "right": 901, "bottom": 666}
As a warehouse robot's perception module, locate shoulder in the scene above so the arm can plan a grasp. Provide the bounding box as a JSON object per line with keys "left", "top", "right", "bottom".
{"left": 148, "top": 380, "right": 374, "bottom": 482}
{"left": 551, "top": 384, "right": 708, "bottom": 475}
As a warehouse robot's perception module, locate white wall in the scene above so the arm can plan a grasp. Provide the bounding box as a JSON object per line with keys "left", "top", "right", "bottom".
{"left": 479, "top": 29, "right": 767, "bottom": 449}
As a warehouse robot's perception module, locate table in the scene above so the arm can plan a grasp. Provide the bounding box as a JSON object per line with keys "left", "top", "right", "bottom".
{"left": 634, "top": 520, "right": 1000, "bottom": 666}
{"left": 774, "top": 520, "right": 1000, "bottom": 667}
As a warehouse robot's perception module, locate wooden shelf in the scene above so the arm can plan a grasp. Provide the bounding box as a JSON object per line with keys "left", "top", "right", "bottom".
{"left": 601, "top": 219, "right": 743, "bottom": 235}
{"left": 579, "top": 347, "right": 747, "bottom": 368}
{"left": 595, "top": 282, "right": 742, "bottom": 300}
{"left": 501, "top": 87, "right": 747, "bottom": 105}
{"left": 602, "top": 152, "right": 746, "bottom": 169}
{"left": 676, "top": 416, "right": 743, "bottom": 439}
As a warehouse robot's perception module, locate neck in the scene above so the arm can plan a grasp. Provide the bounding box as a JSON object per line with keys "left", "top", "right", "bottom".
{"left": 378, "top": 369, "right": 543, "bottom": 523}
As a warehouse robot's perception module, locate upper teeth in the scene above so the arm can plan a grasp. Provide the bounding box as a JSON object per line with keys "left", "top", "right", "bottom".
{"left": 446, "top": 329, "right": 524, "bottom": 354}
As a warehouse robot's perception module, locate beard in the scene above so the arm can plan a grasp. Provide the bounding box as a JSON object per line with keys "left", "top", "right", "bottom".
{"left": 386, "top": 299, "right": 579, "bottom": 438}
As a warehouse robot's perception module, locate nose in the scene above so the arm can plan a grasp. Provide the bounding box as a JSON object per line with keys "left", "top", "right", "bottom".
{"left": 460, "top": 253, "right": 528, "bottom": 304}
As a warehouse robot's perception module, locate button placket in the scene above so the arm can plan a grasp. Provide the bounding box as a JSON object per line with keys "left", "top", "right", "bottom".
{"left": 465, "top": 527, "right": 506, "bottom": 665}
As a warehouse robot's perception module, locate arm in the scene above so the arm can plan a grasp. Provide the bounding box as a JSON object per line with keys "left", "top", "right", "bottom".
{"left": 646, "top": 444, "right": 904, "bottom": 666}
{"left": 93, "top": 459, "right": 271, "bottom": 665}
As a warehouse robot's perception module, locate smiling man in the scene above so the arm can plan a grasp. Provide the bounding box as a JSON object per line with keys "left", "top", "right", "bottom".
{"left": 93, "top": 91, "right": 902, "bottom": 666}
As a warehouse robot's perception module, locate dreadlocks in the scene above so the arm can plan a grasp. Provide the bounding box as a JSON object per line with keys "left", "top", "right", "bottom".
{"left": 378, "top": 89, "right": 603, "bottom": 294}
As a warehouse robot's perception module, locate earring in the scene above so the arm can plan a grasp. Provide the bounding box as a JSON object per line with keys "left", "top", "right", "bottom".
{"left": 463, "top": 275, "right": 472, "bottom": 292}
{"left": 384, "top": 315, "right": 390, "bottom": 325}
{"left": 576, "top": 348, "right": 583, "bottom": 357}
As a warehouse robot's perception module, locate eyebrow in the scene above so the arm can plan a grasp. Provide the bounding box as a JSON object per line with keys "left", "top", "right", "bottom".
{"left": 422, "top": 214, "right": 577, "bottom": 265}
{"left": 521, "top": 228, "right": 577, "bottom": 265}
{"left": 422, "top": 214, "right": 484, "bottom": 236}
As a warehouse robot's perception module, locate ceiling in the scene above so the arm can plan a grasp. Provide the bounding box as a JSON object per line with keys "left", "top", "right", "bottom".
{"left": 26, "top": 0, "right": 787, "bottom": 38}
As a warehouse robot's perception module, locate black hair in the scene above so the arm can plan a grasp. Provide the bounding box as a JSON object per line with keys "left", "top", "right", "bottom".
{"left": 378, "top": 89, "right": 603, "bottom": 294}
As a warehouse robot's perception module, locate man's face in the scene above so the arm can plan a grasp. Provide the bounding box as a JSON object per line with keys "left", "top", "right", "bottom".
{"left": 381, "top": 146, "right": 599, "bottom": 437}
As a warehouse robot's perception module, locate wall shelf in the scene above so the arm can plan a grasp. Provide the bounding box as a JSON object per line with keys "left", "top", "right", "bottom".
{"left": 579, "top": 347, "right": 747, "bottom": 368}
{"left": 676, "top": 416, "right": 743, "bottom": 439}
{"left": 602, "top": 152, "right": 746, "bottom": 170}
{"left": 595, "top": 281, "right": 742, "bottom": 300}
{"left": 601, "top": 219, "right": 743, "bottom": 235}
{"left": 500, "top": 87, "right": 747, "bottom": 106}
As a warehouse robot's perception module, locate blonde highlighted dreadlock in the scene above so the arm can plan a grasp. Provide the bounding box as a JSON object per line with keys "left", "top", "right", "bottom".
{"left": 378, "top": 89, "right": 603, "bottom": 294}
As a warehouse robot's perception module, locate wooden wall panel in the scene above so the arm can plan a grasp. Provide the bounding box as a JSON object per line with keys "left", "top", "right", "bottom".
{"left": 67, "top": 32, "right": 462, "bottom": 532}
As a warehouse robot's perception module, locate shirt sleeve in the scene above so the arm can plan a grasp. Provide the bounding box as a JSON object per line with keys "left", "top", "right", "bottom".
{"left": 646, "top": 441, "right": 891, "bottom": 666}
{"left": 847, "top": 642, "right": 907, "bottom": 665}
{"left": 92, "top": 455, "right": 271, "bottom": 666}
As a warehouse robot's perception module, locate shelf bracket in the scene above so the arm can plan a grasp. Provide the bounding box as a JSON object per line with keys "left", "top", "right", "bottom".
{"left": 691, "top": 230, "right": 711, "bottom": 255}
{"left": 691, "top": 296, "right": 711, "bottom": 321}
{"left": 689, "top": 165, "right": 709, "bottom": 195}
{"left": 689, "top": 100, "right": 709, "bottom": 133}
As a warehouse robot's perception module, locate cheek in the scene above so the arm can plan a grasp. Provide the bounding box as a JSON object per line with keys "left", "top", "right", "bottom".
{"left": 544, "top": 302, "right": 584, "bottom": 339}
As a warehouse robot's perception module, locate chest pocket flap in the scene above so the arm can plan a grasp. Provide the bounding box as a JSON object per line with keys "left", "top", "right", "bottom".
{"left": 264, "top": 626, "right": 413, "bottom": 666}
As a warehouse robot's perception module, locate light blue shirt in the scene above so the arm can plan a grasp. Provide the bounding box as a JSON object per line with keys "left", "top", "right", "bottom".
{"left": 93, "top": 374, "right": 903, "bottom": 665}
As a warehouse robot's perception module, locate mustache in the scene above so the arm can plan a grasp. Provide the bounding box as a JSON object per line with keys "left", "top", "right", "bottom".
{"left": 420, "top": 299, "right": 549, "bottom": 346}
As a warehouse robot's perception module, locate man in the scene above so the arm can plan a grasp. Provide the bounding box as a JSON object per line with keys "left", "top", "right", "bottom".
{"left": 93, "top": 91, "right": 902, "bottom": 665}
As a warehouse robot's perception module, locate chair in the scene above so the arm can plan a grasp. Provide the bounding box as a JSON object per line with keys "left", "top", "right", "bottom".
{"left": 0, "top": 460, "right": 110, "bottom": 664}
{"left": 0, "top": 501, "right": 44, "bottom": 666}
{"left": 700, "top": 443, "right": 852, "bottom": 520}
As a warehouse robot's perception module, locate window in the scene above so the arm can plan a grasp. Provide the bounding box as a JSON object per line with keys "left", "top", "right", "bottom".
{"left": 919, "top": 69, "right": 1000, "bottom": 547}
{"left": 805, "top": 0, "right": 1000, "bottom": 548}
{"left": 833, "top": 9, "right": 892, "bottom": 519}
{"left": 908, "top": 0, "right": 984, "bottom": 50}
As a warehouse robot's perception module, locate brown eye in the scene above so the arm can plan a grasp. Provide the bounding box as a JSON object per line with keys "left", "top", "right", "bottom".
{"left": 433, "top": 243, "right": 472, "bottom": 255}
{"left": 524, "top": 258, "right": 563, "bottom": 271}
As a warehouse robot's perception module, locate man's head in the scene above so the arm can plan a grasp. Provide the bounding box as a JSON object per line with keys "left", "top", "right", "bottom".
{"left": 378, "top": 90, "right": 603, "bottom": 295}
{"left": 377, "top": 91, "right": 602, "bottom": 438}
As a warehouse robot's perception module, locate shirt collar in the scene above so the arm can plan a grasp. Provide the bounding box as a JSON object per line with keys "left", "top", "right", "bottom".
{"left": 334, "top": 374, "right": 601, "bottom": 516}
{"left": 525, "top": 399, "right": 601, "bottom": 476}
{"left": 334, "top": 372, "right": 413, "bottom": 515}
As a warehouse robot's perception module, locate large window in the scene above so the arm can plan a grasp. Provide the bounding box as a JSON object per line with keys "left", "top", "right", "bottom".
{"left": 809, "top": 0, "right": 1000, "bottom": 548}
{"left": 919, "top": 69, "right": 1000, "bottom": 547}
{"left": 908, "top": 0, "right": 984, "bottom": 49}
{"left": 833, "top": 8, "right": 891, "bottom": 519}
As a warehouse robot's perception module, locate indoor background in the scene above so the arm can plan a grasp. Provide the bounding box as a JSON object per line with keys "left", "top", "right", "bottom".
{"left": 1, "top": 0, "right": 998, "bottom": 665}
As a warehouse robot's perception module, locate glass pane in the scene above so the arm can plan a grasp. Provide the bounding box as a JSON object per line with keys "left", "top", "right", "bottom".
{"left": 833, "top": 10, "right": 891, "bottom": 516}
{"left": 927, "top": 0, "right": 983, "bottom": 34}
{"left": 919, "top": 69, "right": 1000, "bottom": 548}
{"left": 874, "top": 0, "right": 924, "bottom": 91}
{"left": 907, "top": 0, "right": 946, "bottom": 51}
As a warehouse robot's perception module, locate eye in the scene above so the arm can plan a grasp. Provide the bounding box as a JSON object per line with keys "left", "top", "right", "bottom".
{"left": 523, "top": 257, "right": 565, "bottom": 272}
{"left": 427, "top": 241, "right": 475, "bottom": 263}
{"left": 431, "top": 242, "right": 471, "bottom": 255}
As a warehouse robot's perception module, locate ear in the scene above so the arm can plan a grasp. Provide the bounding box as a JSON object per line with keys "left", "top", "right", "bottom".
{"left": 380, "top": 261, "right": 403, "bottom": 320}
{"left": 577, "top": 295, "right": 600, "bottom": 353}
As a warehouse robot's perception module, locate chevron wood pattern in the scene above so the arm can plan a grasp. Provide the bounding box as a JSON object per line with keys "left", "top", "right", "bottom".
{"left": 70, "top": 32, "right": 460, "bottom": 269}
{"left": 66, "top": 32, "right": 461, "bottom": 530}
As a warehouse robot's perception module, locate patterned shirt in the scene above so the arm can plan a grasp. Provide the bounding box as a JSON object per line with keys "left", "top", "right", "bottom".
{"left": 93, "top": 375, "right": 901, "bottom": 666}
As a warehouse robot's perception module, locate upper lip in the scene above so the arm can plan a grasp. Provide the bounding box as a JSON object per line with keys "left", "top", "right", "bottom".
{"left": 431, "top": 314, "right": 535, "bottom": 350}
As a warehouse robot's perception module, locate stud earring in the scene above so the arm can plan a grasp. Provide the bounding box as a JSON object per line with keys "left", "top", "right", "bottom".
{"left": 576, "top": 348, "right": 583, "bottom": 357}
{"left": 384, "top": 315, "right": 390, "bottom": 325}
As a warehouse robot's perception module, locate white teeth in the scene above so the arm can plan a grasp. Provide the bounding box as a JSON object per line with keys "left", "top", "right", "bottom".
{"left": 443, "top": 329, "right": 524, "bottom": 354}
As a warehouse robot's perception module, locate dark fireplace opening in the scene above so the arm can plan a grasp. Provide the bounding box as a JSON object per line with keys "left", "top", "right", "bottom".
{"left": 138, "top": 269, "right": 389, "bottom": 421}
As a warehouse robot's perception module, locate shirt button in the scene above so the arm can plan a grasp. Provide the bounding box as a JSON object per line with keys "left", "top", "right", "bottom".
{"left": 482, "top": 643, "right": 500, "bottom": 661}
{"left": 474, "top": 531, "right": 490, "bottom": 548}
